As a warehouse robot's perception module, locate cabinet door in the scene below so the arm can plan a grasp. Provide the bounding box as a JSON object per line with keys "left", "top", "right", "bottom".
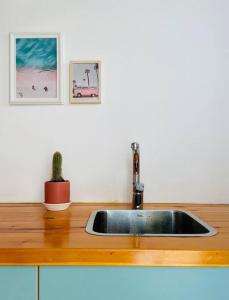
{"left": 0, "top": 267, "right": 37, "bottom": 300}
{"left": 40, "top": 266, "right": 229, "bottom": 300}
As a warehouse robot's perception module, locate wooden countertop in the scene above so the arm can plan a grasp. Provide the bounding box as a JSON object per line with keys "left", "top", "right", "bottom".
{"left": 0, "top": 203, "right": 228, "bottom": 266}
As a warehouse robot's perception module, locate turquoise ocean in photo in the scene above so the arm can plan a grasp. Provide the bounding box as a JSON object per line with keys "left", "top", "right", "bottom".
{"left": 16, "top": 38, "right": 57, "bottom": 70}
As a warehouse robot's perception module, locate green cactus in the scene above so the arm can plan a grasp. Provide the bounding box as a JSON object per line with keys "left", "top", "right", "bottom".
{"left": 51, "top": 151, "right": 65, "bottom": 182}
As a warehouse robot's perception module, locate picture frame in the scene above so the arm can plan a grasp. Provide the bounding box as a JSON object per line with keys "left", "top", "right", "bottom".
{"left": 69, "top": 61, "right": 101, "bottom": 104}
{"left": 10, "top": 32, "right": 63, "bottom": 105}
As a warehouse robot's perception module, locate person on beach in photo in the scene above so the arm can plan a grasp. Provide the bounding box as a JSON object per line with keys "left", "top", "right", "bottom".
{"left": 44, "top": 86, "right": 48, "bottom": 92}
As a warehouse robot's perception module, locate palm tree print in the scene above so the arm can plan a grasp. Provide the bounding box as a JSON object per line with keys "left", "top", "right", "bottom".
{"left": 85, "top": 69, "right": 90, "bottom": 87}
{"left": 94, "top": 63, "right": 99, "bottom": 82}
{"left": 72, "top": 80, "right": 76, "bottom": 94}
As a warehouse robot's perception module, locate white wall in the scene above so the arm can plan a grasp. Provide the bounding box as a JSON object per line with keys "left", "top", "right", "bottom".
{"left": 0, "top": 0, "right": 228, "bottom": 203}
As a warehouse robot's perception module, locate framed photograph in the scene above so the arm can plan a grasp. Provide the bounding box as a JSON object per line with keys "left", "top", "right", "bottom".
{"left": 70, "top": 61, "right": 101, "bottom": 104}
{"left": 10, "top": 32, "right": 63, "bottom": 105}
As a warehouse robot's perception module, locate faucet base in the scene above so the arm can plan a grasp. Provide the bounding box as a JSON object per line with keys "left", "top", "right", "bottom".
{"left": 132, "top": 191, "right": 143, "bottom": 209}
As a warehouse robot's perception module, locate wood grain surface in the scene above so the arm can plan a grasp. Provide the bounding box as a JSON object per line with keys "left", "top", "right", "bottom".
{"left": 0, "top": 203, "right": 228, "bottom": 266}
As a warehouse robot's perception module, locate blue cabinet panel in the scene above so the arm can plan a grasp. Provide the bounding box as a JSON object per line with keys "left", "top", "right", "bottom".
{"left": 40, "top": 266, "right": 229, "bottom": 300}
{"left": 0, "top": 267, "right": 37, "bottom": 300}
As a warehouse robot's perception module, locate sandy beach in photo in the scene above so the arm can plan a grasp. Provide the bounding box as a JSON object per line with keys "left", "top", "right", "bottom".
{"left": 16, "top": 69, "right": 57, "bottom": 98}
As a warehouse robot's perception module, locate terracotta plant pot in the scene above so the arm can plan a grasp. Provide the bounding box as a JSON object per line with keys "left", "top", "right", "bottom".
{"left": 45, "top": 181, "right": 70, "bottom": 204}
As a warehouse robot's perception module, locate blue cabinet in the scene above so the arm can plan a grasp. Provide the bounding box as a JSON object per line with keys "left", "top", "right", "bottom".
{"left": 40, "top": 266, "right": 229, "bottom": 300}
{"left": 0, "top": 267, "right": 37, "bottom": 300}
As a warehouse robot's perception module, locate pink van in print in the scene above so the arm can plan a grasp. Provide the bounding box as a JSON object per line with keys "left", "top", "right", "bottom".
{"left": 73, "top": 86, "right": 98, "bottom": 98}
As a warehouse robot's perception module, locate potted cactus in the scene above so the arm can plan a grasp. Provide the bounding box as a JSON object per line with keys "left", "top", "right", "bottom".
{"left": 44, "top": 151, "right": 70, "bottom": 211}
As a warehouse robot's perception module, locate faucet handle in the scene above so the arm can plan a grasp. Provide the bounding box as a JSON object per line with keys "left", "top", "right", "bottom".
{"left": 135, "top": 182, "right": 144, "bottom": 192}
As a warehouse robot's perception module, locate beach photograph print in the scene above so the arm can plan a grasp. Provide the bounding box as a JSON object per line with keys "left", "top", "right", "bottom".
{"left": 10, "top": 33, "right": 62, "bottom": 104}
{"left": 70, "top": 61, "right": 101, "bottom": 104}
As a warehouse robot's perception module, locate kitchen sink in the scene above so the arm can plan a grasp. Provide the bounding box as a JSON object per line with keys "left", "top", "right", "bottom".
{"left": 86, "top": 209, "right": 217, "bottom": 236}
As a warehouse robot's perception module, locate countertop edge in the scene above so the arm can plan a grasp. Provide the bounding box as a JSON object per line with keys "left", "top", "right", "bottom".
{"left": 0, "top": 248, "right": 229, "bottom": 267}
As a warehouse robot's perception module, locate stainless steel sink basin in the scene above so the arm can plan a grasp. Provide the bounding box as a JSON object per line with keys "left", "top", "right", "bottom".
{"left": 86, "top": 210, "right": 217, "bottom": 236}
